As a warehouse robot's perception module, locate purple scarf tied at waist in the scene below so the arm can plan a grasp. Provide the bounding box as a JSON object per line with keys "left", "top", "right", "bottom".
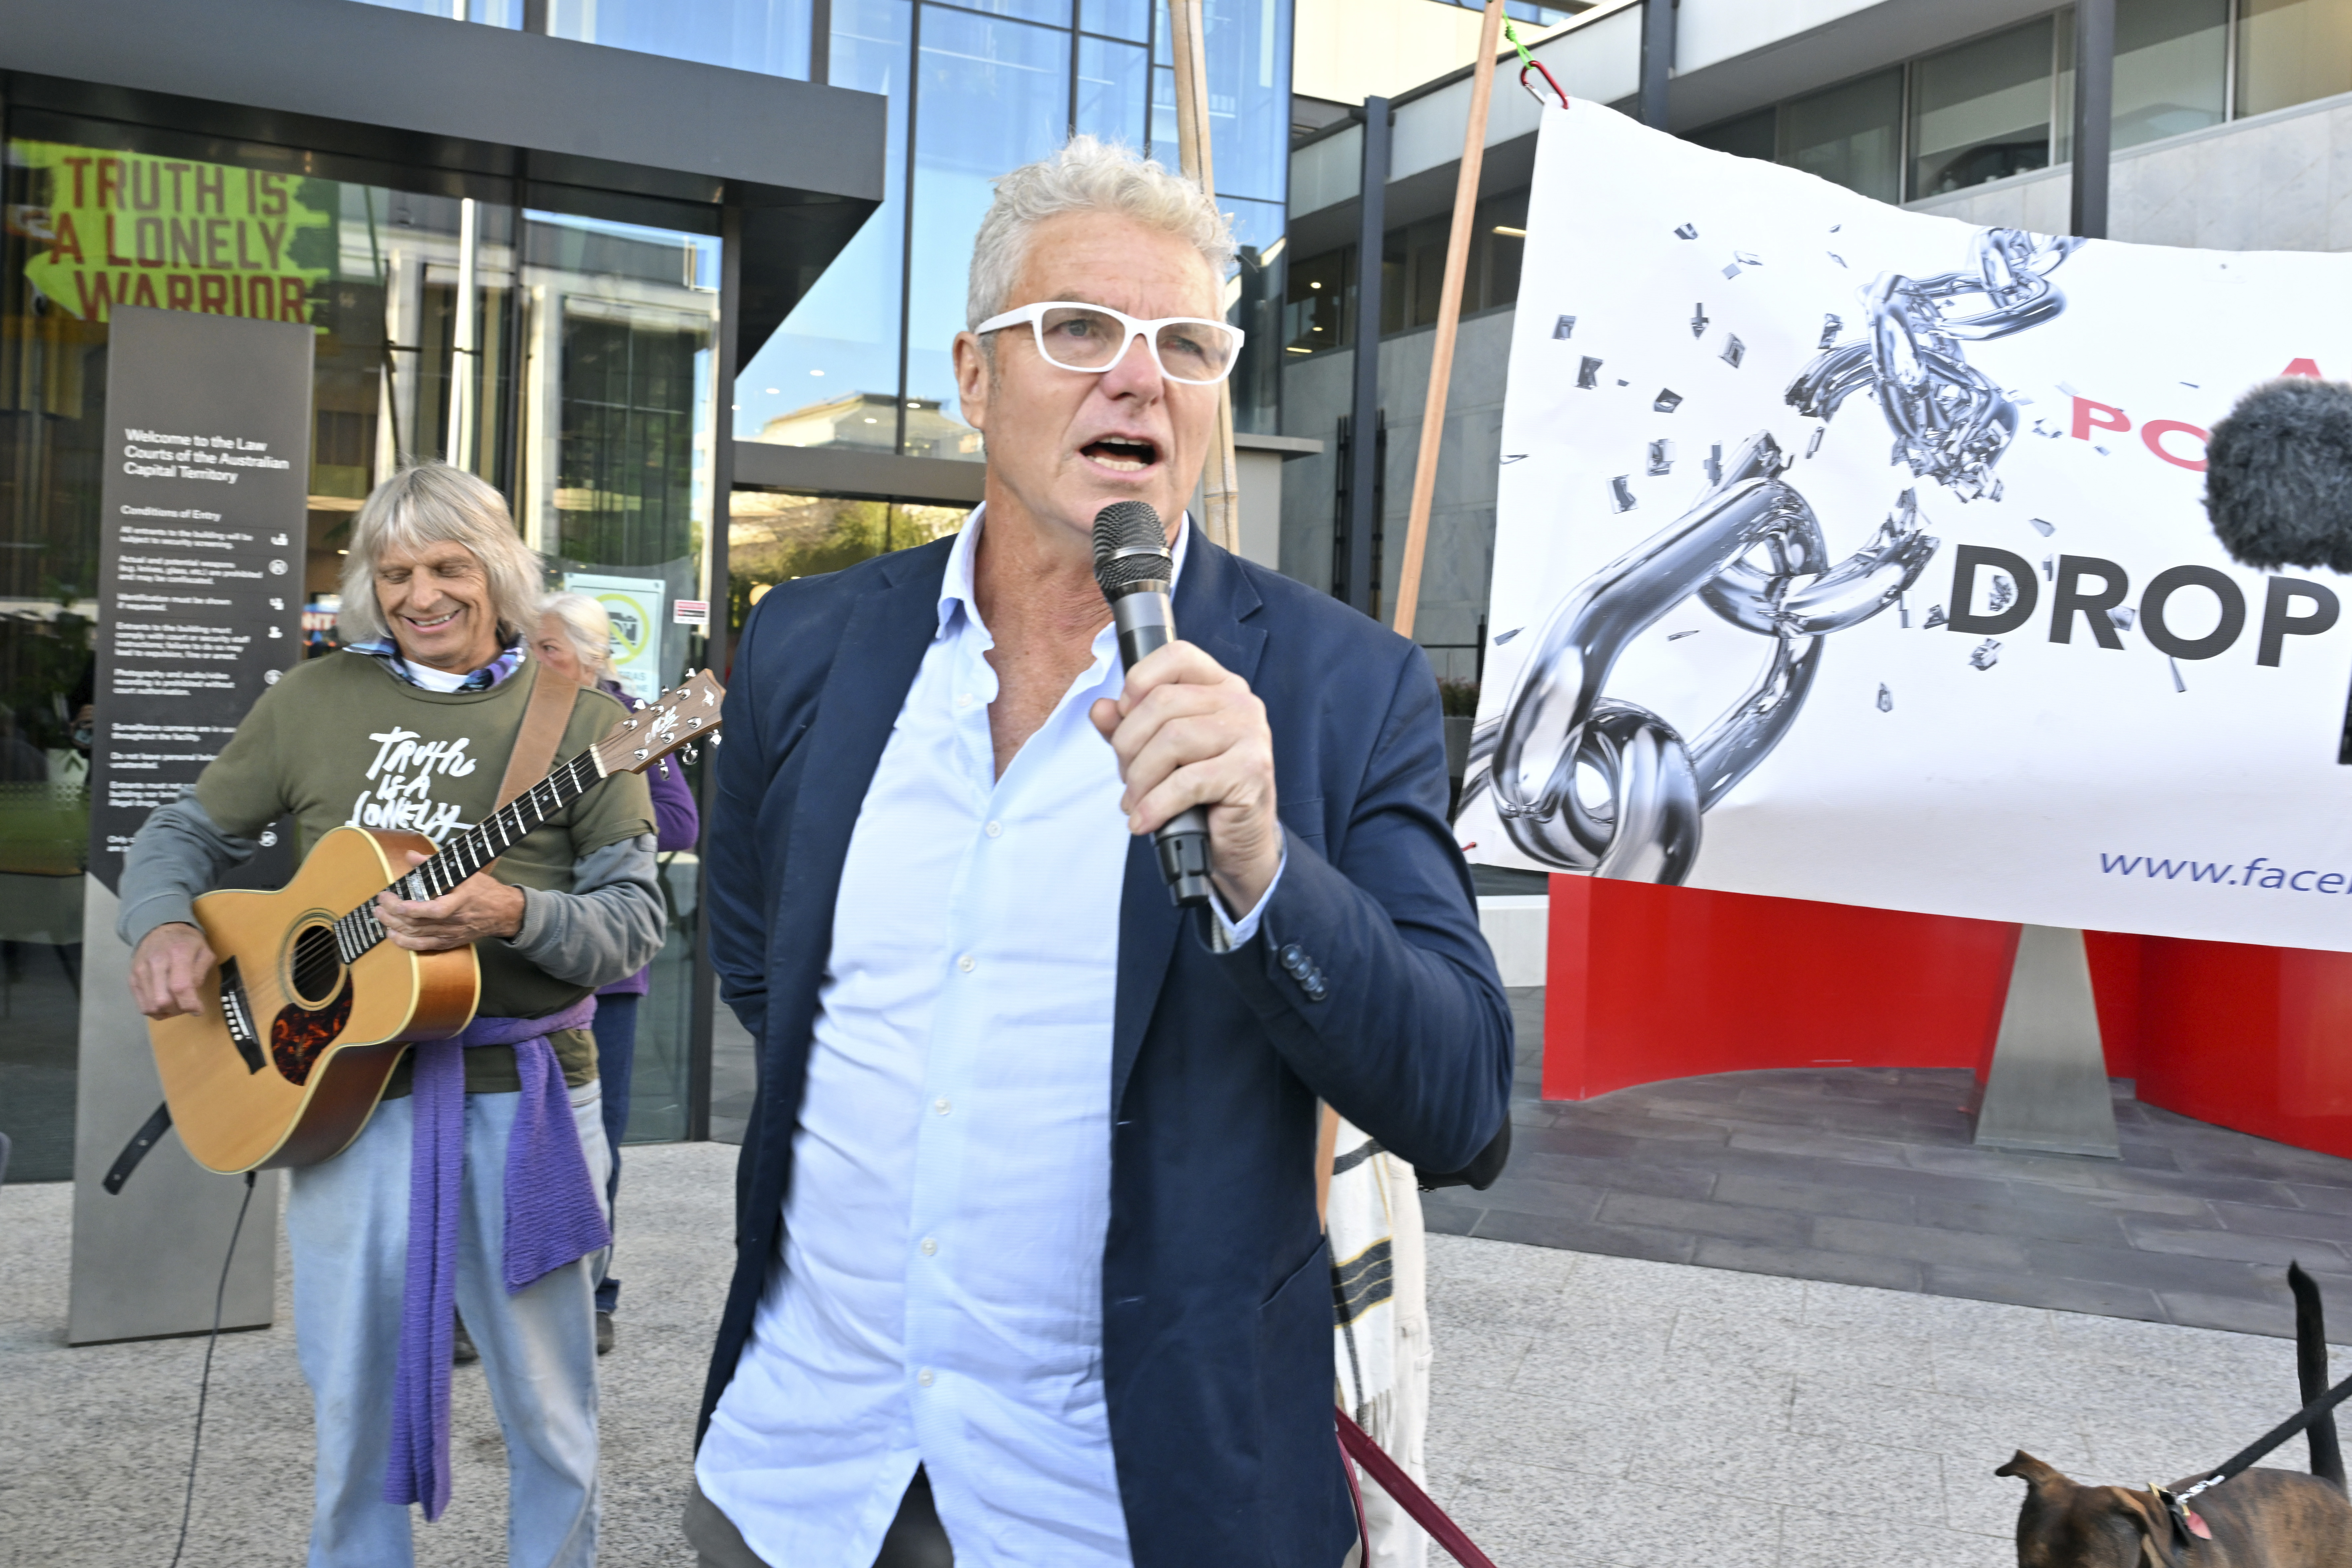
{"left": 383, "top": 998, "right": 609, "bottom": 1520}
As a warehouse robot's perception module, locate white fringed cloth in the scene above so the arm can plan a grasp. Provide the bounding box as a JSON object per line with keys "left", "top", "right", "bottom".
{"left": 1329, "top": 1118, "right": 1400, "bottom": 1441}
{"left": 1328, "top": 1116, "right": 1434, "bottom": 1568}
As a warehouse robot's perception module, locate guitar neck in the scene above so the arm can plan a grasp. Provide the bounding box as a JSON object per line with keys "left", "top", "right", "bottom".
{"left": 330, "top": 747, "right": 607, "bottom": 962}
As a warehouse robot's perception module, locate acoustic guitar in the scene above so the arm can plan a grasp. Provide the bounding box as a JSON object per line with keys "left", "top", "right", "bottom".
{"left": 147, "top": 669, "right": 725, "bottom": 1175}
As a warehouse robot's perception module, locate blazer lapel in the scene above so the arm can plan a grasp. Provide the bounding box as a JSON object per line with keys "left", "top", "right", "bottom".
{"left": 774, "top": 541, "right": 951, "bottom": 988}
{"left": 1110, "top": 536, "right": 1267, "bottom": 1113}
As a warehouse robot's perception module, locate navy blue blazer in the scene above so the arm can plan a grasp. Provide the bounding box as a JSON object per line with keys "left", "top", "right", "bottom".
{"left": 699, "top": 528, "right": 1514, "bottom": 1567}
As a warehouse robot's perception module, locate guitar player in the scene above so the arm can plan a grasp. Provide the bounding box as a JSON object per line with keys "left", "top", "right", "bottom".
{"left": 120, "top": 461, "right": 662, "bottom": 1568}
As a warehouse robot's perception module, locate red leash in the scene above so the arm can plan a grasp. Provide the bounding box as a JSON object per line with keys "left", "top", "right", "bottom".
{"left": 1335, "top": 1409, "right": 1498, "bottom": 1568}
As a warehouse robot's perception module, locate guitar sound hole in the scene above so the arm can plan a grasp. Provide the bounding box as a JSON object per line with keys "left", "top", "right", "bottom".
{"left": 289, "top": 922, "right": 342, "bottom": 1008}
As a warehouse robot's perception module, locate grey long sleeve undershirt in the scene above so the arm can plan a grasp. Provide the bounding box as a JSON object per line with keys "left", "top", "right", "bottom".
{"left": 118, "top": 793, "right": 665, "bottom": 991}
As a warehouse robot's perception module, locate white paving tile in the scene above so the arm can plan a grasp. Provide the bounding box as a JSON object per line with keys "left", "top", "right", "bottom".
{"left": 1787, "top": 1380, "right": 2093, "bottom": 1475}
{"left": 1780, "top": 1509, "right": 2007, "bottom": 1568}
{"left": 1438, "top": 1460, "right": 1787, "bottom": 1568}
{"left": 1669, "top": 1305, "right": 1938, "bottom": 1393}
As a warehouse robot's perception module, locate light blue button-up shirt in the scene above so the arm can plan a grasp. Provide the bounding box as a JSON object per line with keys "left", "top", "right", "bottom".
{"left": 697, "top": 508, "right": 1274, "bottom": 1567}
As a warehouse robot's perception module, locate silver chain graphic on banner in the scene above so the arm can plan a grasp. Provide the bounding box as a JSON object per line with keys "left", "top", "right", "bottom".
{"left": 1464, "top": 228, "right": 2081, "bottom": 882}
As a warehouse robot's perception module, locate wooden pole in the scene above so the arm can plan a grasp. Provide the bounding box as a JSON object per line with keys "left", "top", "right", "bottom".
{"left": 1167, "top": 0, "right": 1242, "bottom": 554}
{"left": 1389, "top": 0, "right": 1506, "bottom": 640}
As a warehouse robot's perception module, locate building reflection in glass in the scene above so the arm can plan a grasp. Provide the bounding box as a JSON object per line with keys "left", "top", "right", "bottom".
{"left": 739, "top": 0, "right": 1294, "bottom": 458}
{"left": 728, "top": 491, "right": 966, "bottom": 629}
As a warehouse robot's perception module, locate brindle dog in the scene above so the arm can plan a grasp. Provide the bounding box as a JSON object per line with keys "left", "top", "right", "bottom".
{"left": 2000, "top": 1265, "right": 2352, "bottom": 1568}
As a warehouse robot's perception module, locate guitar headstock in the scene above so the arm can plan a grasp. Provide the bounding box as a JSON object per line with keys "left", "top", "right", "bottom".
{"left": 595, "top": 668, "right": 727, "bottom": 776}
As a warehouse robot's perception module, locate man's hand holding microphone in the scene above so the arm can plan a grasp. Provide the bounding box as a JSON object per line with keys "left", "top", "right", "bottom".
{"left": 1086, "top": 500, "right": 1283, "bottom": 918}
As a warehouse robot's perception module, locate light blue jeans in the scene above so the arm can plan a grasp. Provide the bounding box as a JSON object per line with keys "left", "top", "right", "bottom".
{"left": 286, "top": 1082, "right": 611, "bottom": 1568}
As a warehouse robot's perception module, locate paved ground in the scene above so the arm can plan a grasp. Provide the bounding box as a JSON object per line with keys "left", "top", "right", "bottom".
{"left": 1425, "top": 992, "right": 2352, "bottom": 1340}
{"left": 1422, "top": 1236, "right": 2347, "bottom": 1568}
{"left": 7, "top": 1145, "right": 2347, "bottom": 1568}
{"left": 1, "top": 1145, "right": 734, "bottom": 1568}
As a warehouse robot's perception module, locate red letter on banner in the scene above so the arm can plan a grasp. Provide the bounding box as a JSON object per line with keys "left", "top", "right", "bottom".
{"left": 2073, "top": 397, "right": 2131, "bottom": 440}
{"left": 2141, "top": 419, "right": 2210, "bottom": 471}
{"left": 2283, "top": 358, "right": 2324, "bottom": 379}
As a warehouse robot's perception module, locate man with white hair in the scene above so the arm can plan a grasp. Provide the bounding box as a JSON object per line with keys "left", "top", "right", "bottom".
{"left": 119, "top": 461, "right": 663, "bottom": 1568}
{"left": 691, "top": 137, "right": 1511, "bottom": 1567}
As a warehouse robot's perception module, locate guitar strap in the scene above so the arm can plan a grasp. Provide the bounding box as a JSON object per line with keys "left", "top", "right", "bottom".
{"left": 493, "top": 657, "right": 576, "bottom": 812}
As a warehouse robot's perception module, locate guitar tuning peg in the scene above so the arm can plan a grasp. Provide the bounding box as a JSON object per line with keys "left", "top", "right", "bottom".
{"left": 632, "top": 698, "right": 647, "bottom": 711}
{"left": 709, "top": 730, "right": 722, "bottom": 746}
{"left": 657, "top": 757, "right": 671, "bottom": 778}
{"left": 683, "top": 744, "right": 701, "bottom": 766}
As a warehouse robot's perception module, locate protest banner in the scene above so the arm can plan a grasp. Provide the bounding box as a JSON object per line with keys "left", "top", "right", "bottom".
{"left": 1459, "top": 103, "right": 2352, "bottom": 950}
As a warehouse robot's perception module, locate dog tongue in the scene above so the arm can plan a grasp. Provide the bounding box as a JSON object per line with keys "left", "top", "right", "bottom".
{"left": 2185, "top": 1509, "right": 2212, "bottom": 1540}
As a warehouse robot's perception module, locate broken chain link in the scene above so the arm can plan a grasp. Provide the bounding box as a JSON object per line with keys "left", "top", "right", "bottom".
{"left": 1467, "top": 434, "right": 1937, "bottom": 881}
{"left": 1789, "top": 228, "right": 2080, "bottom": 501}
{"left": 1464, "top": 228, "right": 2076, "bottom": 883}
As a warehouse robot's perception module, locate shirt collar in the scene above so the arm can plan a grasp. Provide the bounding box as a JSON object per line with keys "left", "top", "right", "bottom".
{"left": 936, "top": 502, "right": 1192, "bottom": 641}
{"left": 344, "top": 632, "right": 527, "bottom": 691}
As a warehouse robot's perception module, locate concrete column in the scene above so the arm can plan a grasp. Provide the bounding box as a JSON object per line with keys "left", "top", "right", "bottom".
{"left": 1969, "top": 925, "right": 2121, "bottom": 1159}
{"left": 2070, "top": 0, "right": 2115, "bottom": 239}
{"left": 1639, "top": 0, "right": 1676, "bottom": 130}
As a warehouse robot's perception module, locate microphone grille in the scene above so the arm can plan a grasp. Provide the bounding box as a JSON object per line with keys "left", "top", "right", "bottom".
{"left": 1091, "top": 502, "right": 1170, "bottom": 595}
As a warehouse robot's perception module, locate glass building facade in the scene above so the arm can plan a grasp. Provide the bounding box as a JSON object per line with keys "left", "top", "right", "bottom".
{"left": 351, "top": 0, "right": 1293, "bottom": 459}
{"left": 739, "top": 0, "right": 1294, "bottom": 457}
{"left": 1688, "top": 0, "right": 2340, "bottom": 206}
{"left": 1276, "top": 188, "right": 1527, "bottom": 360}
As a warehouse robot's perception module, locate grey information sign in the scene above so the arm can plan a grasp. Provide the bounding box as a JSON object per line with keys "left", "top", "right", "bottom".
{"left": 68, "top": 306, "right": 313, "bottom": 1347}
{"left": 89, "top": 306, "right": 312, "bottom": 892}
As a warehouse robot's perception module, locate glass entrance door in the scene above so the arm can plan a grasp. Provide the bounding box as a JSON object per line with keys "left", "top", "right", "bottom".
{"left": 519, "top": 209, "right": 723, "bottom": 1144}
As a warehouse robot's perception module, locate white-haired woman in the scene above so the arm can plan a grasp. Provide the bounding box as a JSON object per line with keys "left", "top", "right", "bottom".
{"left": 120, "top": 461, "right": 663, "bottom": 1562}
{"left": 533, "top": 589, "right": 700, "bottom": 1355}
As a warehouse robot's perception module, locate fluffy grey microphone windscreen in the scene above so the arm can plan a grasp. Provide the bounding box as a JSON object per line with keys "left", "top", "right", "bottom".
{"left": 2205, "top": 376, "right": 2352, "bottom": 573}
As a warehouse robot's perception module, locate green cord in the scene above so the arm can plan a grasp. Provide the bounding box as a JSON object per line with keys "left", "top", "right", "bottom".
{"left": 1503, "top": 18, "right": 1537, "bottom": 70}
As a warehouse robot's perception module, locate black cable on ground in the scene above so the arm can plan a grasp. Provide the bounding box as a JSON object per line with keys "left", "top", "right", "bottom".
{"left": 167, "top": 1169, "right": 257, "bottom": 1568}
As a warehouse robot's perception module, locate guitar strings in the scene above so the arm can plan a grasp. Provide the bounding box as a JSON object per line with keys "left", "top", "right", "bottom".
{"left": 329, "top": 752, "right": 601, "bottom": 965}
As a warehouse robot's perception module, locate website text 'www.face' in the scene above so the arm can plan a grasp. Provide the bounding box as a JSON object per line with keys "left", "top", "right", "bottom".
{"left": 2099, "top": 853, "right": 2351, "bottom": 893}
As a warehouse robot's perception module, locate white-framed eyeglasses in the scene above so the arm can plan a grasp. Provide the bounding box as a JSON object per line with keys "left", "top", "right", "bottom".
{"left": 975, "top": 301, "right": 1247, "bottom": 386}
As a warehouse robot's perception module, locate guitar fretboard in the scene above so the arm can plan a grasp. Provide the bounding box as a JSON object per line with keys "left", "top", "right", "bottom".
{"left": 329, "top": 750, "right": 606, "bottom": 964}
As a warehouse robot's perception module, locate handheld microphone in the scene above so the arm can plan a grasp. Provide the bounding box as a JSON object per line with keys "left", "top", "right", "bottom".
{"left": 1092, "top": 500, "right": 1213, "bottom": 908}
